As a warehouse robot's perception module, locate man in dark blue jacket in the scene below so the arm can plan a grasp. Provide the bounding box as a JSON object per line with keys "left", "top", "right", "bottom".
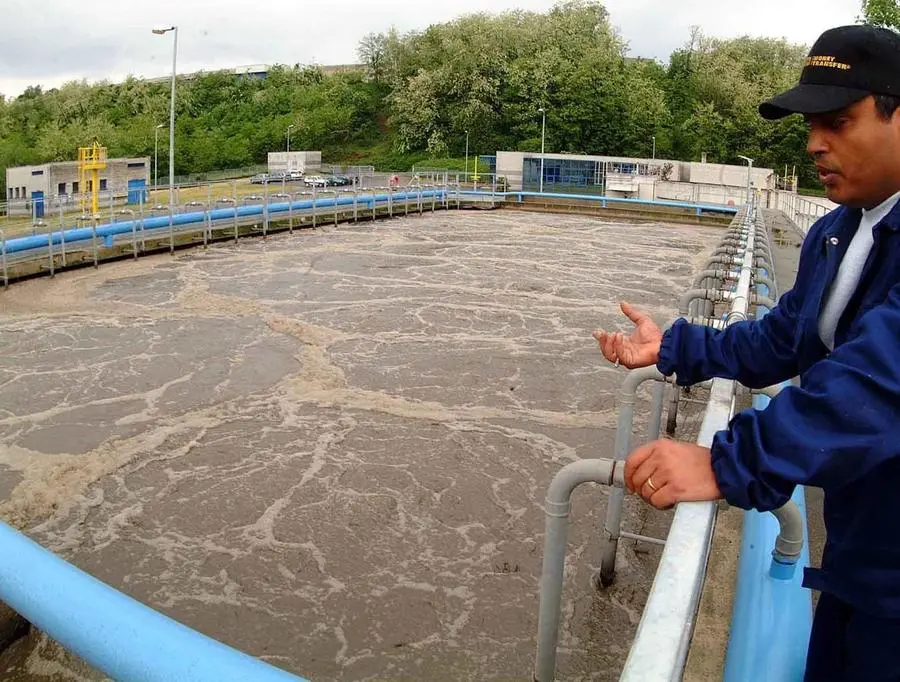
{"left": 594, "top": 25, "right": 900, "bottom": 682}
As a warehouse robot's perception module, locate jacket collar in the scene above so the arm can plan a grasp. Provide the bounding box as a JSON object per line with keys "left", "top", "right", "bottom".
{"left": 823, "top": 192, "right": 900, "bottom": 237}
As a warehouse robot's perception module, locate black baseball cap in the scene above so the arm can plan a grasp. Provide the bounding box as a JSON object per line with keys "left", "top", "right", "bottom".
{"left": 759, "top": 25, "right": 900, "bottom": 120}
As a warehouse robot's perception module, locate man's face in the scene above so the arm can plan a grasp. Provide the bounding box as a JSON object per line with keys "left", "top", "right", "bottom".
{"left": 806, "top": 96, "right": 900, "bottom": 209}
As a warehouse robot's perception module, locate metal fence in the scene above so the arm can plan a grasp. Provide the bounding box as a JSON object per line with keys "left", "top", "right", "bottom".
{"left": 773, "top": 191, "right": 835, "bottom": 235}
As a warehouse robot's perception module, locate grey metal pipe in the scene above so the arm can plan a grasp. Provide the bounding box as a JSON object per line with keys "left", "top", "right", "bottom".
{"left": 678, "top": 288, "right": 724, "bottom": 316}
{"left": 597, "top": 366, "right": 667, "bottom": 587}
{"left": 712, "top": 246, "right": 740, "bottom": 256}
{"left": 648, "top": 382, "right": 665, "bottom": 441}
{"left": 692, "top": 269, "right": 735, "bottom": 288}
{"left": 666, "top": 385, "right": 680, "bottom": 436}
{"left": 753, "top": 294, "right": 778, "bottom": 310}
{"left": 771, "top": 501, "right": 804, "bottom": 565}
{"left": 535, "top": 458, "right": 626, "bottom": 682}
{"left": 753, "top": 274, "right": 776, "bottom": 293}
{"left": 705, "top": 254, "right": 741, "bottom": 268}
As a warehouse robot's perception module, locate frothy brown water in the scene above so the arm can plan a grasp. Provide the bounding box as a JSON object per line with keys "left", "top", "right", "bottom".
{"left": 0, "top": 211, "right": 721, "bottom": 681}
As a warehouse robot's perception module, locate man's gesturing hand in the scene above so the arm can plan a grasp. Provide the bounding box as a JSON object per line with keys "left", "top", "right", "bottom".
{"left": 593, "top": 302, "right": 663, "bottom": 369}
{"left": 624, "top": 440, "right": 723, "bottom": 510}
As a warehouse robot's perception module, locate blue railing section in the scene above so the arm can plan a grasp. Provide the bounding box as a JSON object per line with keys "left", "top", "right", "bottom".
{"left": 2, "top": 190, "right": 446, "bottom": 255}
{"left": 0, "top": 522, "right": 307, "bottom": 682}
{"left": 723, "top": 272, "right": 813, "bottom": 681}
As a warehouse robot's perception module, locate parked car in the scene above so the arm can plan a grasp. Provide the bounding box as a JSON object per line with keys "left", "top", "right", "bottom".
{"left": 250, "top": 173, "right": 269, "bottom": 184}
{"left": 303, "top": 175, "right": 328, "bottom": 187}
{"left": 287, "top": 170, "right": 304, "bottom": 181}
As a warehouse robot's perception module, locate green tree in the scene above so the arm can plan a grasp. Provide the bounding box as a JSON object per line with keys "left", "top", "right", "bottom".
{"left": 860, "top": 0, "right": 900, "bottom": 29}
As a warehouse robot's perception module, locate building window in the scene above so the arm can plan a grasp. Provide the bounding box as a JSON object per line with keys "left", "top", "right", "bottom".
{"left": 100, "top": 179, "right": 108, "bottom": 191}
{"left": 523, "top": 157, "right": 599, "bottom": 190}
{"left": 72, "top": 181, "right": 80, "bottom": 194}
{"left": 31, "top": 169, "right": 44, "bottom": 176}
{"left": 127, "top": 162, "right": 146, "bottom": 169}
{"left": 58, "top": 182, "right": 67, "bottom": 196}
{"left": 14, "top": 187, "right": 19, "bottom": 199}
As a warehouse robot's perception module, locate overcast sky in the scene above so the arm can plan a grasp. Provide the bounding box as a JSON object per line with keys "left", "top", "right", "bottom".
{"left": 0, "top": 0, "right": 858, "bottom": 98}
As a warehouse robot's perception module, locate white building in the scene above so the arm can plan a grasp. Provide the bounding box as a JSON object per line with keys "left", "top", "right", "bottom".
{"left": 267, "top": 151, "right": 322, "bottom": 174}
{"left": 494, "top": 151, "right": 775, "bottom": 206}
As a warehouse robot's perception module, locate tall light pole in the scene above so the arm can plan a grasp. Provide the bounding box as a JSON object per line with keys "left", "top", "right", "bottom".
{"left": 652, "top": 135, "right": 656, "bottom": 160}
{"left": 738, "top": 155, "right": 754, "bottom": 206}
{"left": 539, "top": 107, "right": 547, "bottom": 193}
{"left": 154, "top": 123, "right": 164, "bottom": 190}
{"left": 287, "top": 124, "right": 295, "bottom": 153}
{"left": 152, "top": 25, "right": 178, "bottom": 208}
{"left": 464, "top": 130, "right": 469, "bottom": 185}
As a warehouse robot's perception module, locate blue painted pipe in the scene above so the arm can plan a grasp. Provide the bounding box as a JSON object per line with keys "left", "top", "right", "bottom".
{"left": 723, "top": 294, "right": 813, "bottom": 682}
{"left": 0, "top": 522, "right": 307, "bottom": 681}
{"left": 2, "top": 190, "right": 444, "bottom": 255}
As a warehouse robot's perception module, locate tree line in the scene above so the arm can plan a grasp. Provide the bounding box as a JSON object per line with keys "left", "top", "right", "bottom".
{"left": 1, "top": 0, "right": 897, "bottom": 198}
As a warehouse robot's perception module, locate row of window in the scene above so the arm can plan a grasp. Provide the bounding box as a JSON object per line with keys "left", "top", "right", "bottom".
{"left": 6, "top": 179, "right": 108, "bottom": 201}
{"left": 522, "top": 159, "right": 662, "bottom": 187}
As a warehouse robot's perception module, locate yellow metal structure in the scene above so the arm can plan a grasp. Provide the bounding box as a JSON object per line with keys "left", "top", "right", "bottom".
{"left": 78, "top": 142, "right": 107, "bottom": 217}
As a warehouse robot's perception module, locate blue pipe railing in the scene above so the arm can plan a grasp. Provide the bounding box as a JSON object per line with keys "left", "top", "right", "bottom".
{"left": 2, "top": 190, "right": 445, "bottom": 255}
{"left": 0, "top": 522, "right": 307, "bottom": 681}
{"left": 723, "top": 275, "right": 813, "bottom": 682}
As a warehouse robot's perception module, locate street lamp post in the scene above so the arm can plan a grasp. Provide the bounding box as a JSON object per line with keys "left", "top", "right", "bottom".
{"left": 738, "top": 155, "right": 754, "bottom": 206}
{"left": 652, "top": 135, "right": 656, "bottom": 160}
{"left": 287, "top": 124, "right": 295, "bottom": 153}
{"left": 152, "top": 25, "right": 178, "bottom": 209}
{"left": 539, "top": 107, "right": 547, "bottom": 194}
{"left": 154, "top": 123, "right": 164, "bottom": 191}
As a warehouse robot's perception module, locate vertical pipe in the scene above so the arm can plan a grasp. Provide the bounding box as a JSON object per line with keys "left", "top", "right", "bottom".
{"left": 58, "top": 202, "right": 66, "bottom": 267}
{"left": 206, "top": 184, "right": 212, "bottom": 247}
{"left": 289, "top": 193, "right": 294, "bottom": 233}
{"left": 168, "top": 207, "right": 174, "bottom": 254}
{"left": 535, "top": 459, "right": 622, "bottom": 682}
{"left": 334, "top": 191, "right": 338, "bottom": 227}
{"left": 372, "top": 190, "right": 376, "bottom": 222}
{"left": 0, "top": 230, "right": 7, "bottom": 289}
{"left": 92, "top": 219, "right": 99, "bottom": 269}
{"left": 138, "top": 194, "right": 145, "bottom": 254}
{"left": 312, "top": 187, "right": 317, "bottom": 229}
{"left": 48, "top": 231, "right": 54, "bottom": 278}
{"left": 263, "top": 182, "right": 269, "bottom": 239}
{"left": 597, "top": 367, "right": 667, "bottom": 586}
{"left": 647, "top": 382, "right": 665, "bottom": 441}
{"left": 387, "top": 188, "right": 392, "bottom": 218}
{"left": 131, "top": 217, "right": 138, "bottom": 259}
{"left": 354, "top": 190, "right": 359, "bottom": 223}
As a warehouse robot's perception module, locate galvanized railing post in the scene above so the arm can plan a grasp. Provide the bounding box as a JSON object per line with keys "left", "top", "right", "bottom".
{"left": 1, "top": 229, "right": 8, "bottom": 289}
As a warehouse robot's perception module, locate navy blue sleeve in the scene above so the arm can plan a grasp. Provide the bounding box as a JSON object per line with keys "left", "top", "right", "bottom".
{"left": 656, "top": 215, "right": 826, "bottom": 388}
{"left": 657, "top": 288, "right": 801, "bottom": 389}
{"left": 711, "top": 282, "right": 900, "bottom": 512}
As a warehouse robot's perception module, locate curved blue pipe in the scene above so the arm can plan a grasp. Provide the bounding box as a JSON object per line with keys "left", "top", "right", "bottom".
{"left": 3, "top": 190, "right": 444, "bottom": 255}
{"left": 0, "top": 522, "right": 307, "bottom": 681}
{"left": 723, "top": 292, "right": 813, "bottom": 682}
